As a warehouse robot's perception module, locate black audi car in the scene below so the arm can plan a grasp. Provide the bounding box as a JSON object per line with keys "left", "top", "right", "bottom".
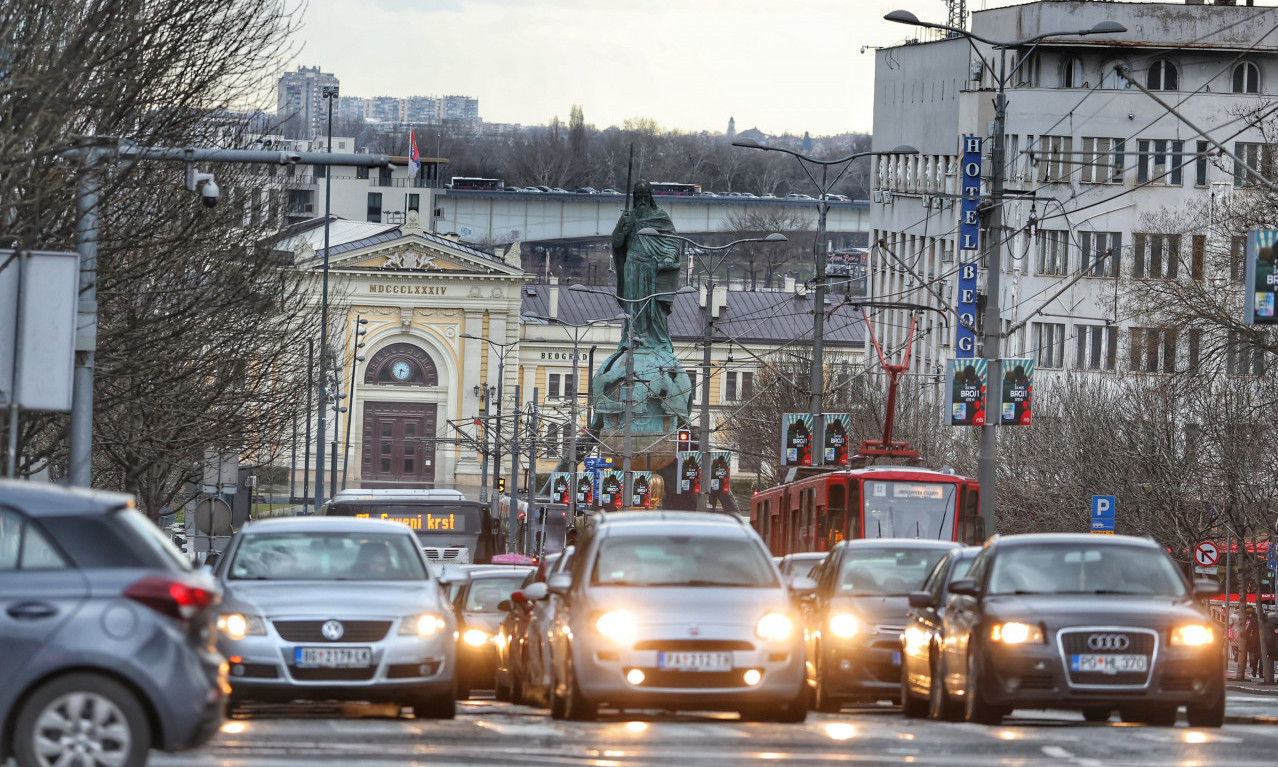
{"left": 931, "top": 533, "right": 1224, "bottom": 726}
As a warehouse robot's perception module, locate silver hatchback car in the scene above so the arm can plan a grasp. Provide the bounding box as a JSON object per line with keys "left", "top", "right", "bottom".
{"left": 213, "top": 517, "right": 457, "bottom": 718}
{"left": 547, "top": 512, "right": 812, "bottom": 721}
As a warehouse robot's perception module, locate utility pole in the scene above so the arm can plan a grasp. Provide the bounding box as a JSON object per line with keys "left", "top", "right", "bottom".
{"left": 527, "top": 388, "right": 538, "bottom": 554}
{"left": 314, "top": 84, "right": 338, "bottom": 512}
{"left": 509, "top": 383, "right": 521, "bottom": 553}
{"left": 699, "top": 296, "right": 715, "bottom": 512}
{"left": 478, "top": 388, "right": 491, "bottom": 503}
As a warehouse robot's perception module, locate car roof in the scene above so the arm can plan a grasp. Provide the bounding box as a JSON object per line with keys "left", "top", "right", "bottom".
{"left": 991, "top": 533, "right": 1159, "bottom": 549}
{"left": 0, "top": 479, "right": 135, "bottom": 517}
{"left": 240, "top": 516, "right": 418, "bottom": 534}
{"left": 598, "top": 512, "right": 752, "bottom": 538}
{"left": 599, "top": 510, "right": 746, "bottom": 525}
{"left": 465, "top": 567, "right": 534, "bottom": 580}
{"left": 783, "top": 552, "right": 827, "bottom": 561}
{"left": 838, "top": 538, "right": 961, "bottom": 551}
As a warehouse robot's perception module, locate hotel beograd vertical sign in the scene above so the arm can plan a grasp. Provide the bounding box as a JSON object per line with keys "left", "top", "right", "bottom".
{"left": 957, "top": 136, "right": 982, "bottom": 359}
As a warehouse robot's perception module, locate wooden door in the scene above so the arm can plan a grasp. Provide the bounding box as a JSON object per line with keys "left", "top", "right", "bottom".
{"left": 361, "top": 401, "right": 436, "bottom": 487}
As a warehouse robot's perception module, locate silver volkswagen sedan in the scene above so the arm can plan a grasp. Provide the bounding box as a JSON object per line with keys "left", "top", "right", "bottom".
{"left": 212, "top": 517, "right": 457, "bottom": 718}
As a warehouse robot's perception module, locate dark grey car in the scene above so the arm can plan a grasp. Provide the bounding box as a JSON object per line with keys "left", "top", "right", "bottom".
{"left": 0, "top": 480, "right": 227, "bottom": 767}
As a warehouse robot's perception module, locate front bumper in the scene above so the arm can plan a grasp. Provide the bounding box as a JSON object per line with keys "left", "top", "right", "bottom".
{"left": 817, "top": 625, "right": 904, "bottom": 700}
{"left": 458, "top": 643, "right": 499, "bottom": 687}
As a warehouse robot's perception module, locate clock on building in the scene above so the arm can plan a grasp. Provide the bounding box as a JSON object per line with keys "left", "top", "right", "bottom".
{"left": 391, "top": 360, "right": 412, "bottom": 381}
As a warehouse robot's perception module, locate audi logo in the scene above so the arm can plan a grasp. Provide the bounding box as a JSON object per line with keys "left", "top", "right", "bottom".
{"left": 321, "top": 620, "right": 345, "bottom": 641}
{"left": 1086, "top": 633, "right": 1130, "bottom": 651}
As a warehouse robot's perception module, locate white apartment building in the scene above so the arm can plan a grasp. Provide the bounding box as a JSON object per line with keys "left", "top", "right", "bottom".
{"left": 276, "top": 66, "right": 340, "bottom": 139}
{"left": 869, "top": 0, "right": 1278, "bottom": 394}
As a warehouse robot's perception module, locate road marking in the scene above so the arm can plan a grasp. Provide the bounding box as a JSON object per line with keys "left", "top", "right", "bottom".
{"left": 1041, "top": 745, "right": 1104, "bottom": 766}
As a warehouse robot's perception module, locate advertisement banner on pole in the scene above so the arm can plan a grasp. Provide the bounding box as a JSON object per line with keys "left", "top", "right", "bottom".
{"left": 550, "top": 472, "right": 571, "bottom": 505}
{"left": 956, "top": 261, "right": 978, "bottom": 358}
{"left": 575, "top": 473, "right": 595, "bottom": 508}
{"left": 947, "top": 358, "right": 988, "bottom": 426}
{"left": 999, "top": 358, "right": 1033, "bottom": 426}
{"left": 1244, "top": 229, "right": 1278, "bottom": 324}
{"left": 780, "top": 413, "right": 814, "bottom": 466}
{"left": 677, "top": 451, "right": 702, "bottom": 494}
{"left": 823, "top": 414, "right": 851, "bottom": 466}
{"left": 709, "top": 452, "right": 731, "bottom": 492}
{"left": 957, "top": 135, "right": 983, "bottom": 358}
{"left": 599, "top": 469, "right": 624, "bottom": 511}
{"left": 631, "top": 471, "right": 652, "bottom": 508}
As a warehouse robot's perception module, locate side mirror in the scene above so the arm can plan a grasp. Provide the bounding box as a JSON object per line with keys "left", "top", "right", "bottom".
{"left": 908, "top": 591, "right": 935, "bottom": 609}
{"left": 497, "top": 600, "right": 512, "bottom": 613}
{"left": 787, "top": 576, "right": 818, "bottom": 597}
{"left": 1193, "top": 579, "right": 1221, "bottom": 597}
{"left": 523, "top": 582, "right": 549, "bottom": 601}
{"left": 546, "top": 572, "right": 572, "bottom": 596}
{"left": 511, "top": 590, "right": 528, "bottom": 605}
{"left": 948, "top": 578, "right": 979, "bottom": 597}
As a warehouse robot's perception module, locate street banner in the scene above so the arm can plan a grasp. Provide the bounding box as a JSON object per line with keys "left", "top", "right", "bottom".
{"left": 709, "top": 452, "right": 731, "bottom": 493}
{"left": 599, "top": 469, "right": 624, "bottom": 511}
{"left": 947, "top": 358, "right": 988, "bottom": 426}
{"left": 677, "top": 451, "right": 702, "bottom": 494}
{"left": 957, "top": 135, "right": 982, "bottom": 357}
{"left": 781, "top": 413, "right": 814, "bottom": 466}
{"left": 550, "top": 472, "right": 571, "bottom": 505}
{"left": 575, "top": 473, "right": 595, "bottom": 508}
{"left": 999, "top": 358, "right": 1033, "bottom": 426}
{"left": 631, "top": 471, "right": 652, "bottom": 508}
{"left": 1244, "top": 229, "right": 1278, "bottom": 324}
{"left": 823, "top": 414, "right": 851, "bottom": 466}
{"left": 956, "top": 261, "right": 978, "bottom": 358}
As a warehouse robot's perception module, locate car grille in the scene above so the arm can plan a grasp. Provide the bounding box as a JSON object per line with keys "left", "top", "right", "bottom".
{"left": 287, "top": 666, "right": 377, "bottom": 682}
{"left": 634, "top": 639, "right": 754, "bottom": 652}
{"left": 1058, "top": 628, "right": 1156, "bottom": 687}
{"left": 1018, "top": 672, "right": 1056, "bottom": 691}
{"left": 632, "top": 670, "right": 751, "bottom": 688}
{"left": 273, "top": 620, "right": 391, "bottom": 642}
{"left": 423, "top": 548, "right": 467, "bottom": 562}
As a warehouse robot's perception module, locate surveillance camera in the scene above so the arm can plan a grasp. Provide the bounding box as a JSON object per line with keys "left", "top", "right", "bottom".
{"left": 200, "top": 178, "right": 219, "bottom": 208}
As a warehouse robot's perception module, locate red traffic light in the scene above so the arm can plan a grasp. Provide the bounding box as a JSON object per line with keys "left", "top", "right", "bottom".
{"left": 677, "top": 429, "right": 691, "bottom": 445}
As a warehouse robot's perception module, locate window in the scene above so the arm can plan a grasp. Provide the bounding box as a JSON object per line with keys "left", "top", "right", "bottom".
{"left": 1130, "top": 327, "right": 1178, "bottom": 373}
{"left": 1100, "top": 60, "right": 1131, "bottom": 89}
{"left": 1132, "top": 233, "right": 1180, "bottom": 279}
{"left": 0, "top": 510, "right": 59, "bottom": 570}
{"left": 1080, "top": 137, "right": 1124, "bottom": 184}
{"left": 1061, "top": 57, "right": 1084, "bottom": 88}
{"left": 547, "top": 372, "right": 574, "bottom": 400}
{"left": 1188, "top": 329, "right": 1202, "bottom": 374}
{"left": 1038, "top": 229, "right": 1069, "bottom": 276}
{"left": 724, "top": 371, "right": 753, "bottom": 402}
{"left": 1036, "top": 135, "right": 1073, "bottom": 182}
{"left": 1233, "top": 61, "right": 1260, "bottom": 94}
{"left": 1234, "top": 142, "right": 1275, "bottom": 187}
{"left": 687, "top": 370, "right": 700, "bottom": 405}
{"left": 1079, "top": 231, "right": 1121, "bottom": 277}
{"left": 1032, "top": 323, "right": 1066, "bottom": 368}
{"left": 356, "top": 166, "right": 369, "bottom": 180}
{"left": 1147, "top": 59, "right": 1178, "bottom": 91}
{"left": 314, "top": 163, "right": 326, "bottom": 179}
{"left": 1136, "top": 140, "right": 1184, "bottom": 186}
{"left": 1230, "top": 235, "right": 1247, "bottom": 282}
{"left": 1191, "top": 234, "right": 1206, "bottom": 280}
{"left": 378, "top": 166, "right": 392, "bottom": 187}
{"left": 1227, "top": 331, "right": 1266, "bottom": 376}
{"left": 408, "top": 193, "right": 420, "bottom": 212}
{"left": 1075, "top": 325, "right": 1118, "bottom": 371}
{"left": 367, "top": 192, "right": 382, "bottom": 223}
{"left": 1196, "top": 141, "right": 1210, "bottom": 186}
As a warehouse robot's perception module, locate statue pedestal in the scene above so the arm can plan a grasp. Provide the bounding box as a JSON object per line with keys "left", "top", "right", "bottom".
{"left": 596, "top": 429, "right": 678, "bottom": 473}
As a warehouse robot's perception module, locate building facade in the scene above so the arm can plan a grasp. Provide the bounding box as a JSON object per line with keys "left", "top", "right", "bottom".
{"left": 276, "top": 66, "right": 340, "bottom": 139}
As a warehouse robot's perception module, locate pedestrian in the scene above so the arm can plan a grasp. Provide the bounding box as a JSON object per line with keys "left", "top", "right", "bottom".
{"left": 1244, "top": 607, "right": 1262, "bottom": 678}
{"left": 1229, "top": 612, "right": 1241, "bottom": 664}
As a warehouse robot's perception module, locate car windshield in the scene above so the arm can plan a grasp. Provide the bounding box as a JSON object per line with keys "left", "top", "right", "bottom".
{"left": 987, "top": 544, "right": 1188, "bottom": 597}
{"left": 465, "top": 575, "right": 526, "bottom": 612}
{"left": 592, "top": 535, "right": 778, "bottom": 588}
{"left": 228, "top": 531, "right": 427, "bottom": 581}
{"left": 836, "top": 546, "right": 952, "bottom": 596}
{"left": 786, "top": 557, "right": 824, "bottom": 579}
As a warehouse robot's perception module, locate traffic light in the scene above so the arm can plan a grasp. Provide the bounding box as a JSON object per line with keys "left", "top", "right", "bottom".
{"left": 497, "top": 477, "right": 507, "bottom": 493}
{"left": 676, "top": 428, "right": 692, "bottom": 451}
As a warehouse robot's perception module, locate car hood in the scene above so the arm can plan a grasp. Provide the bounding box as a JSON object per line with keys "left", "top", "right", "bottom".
{"left": 585, "top": 586, "right": 792, "bottom": 627}
{"left": 828, "top": 595, "right": 913, "bottom": 628}
{"left": 983, "top": 594, "right": 1207, "bottom": 629}
{"left": 221, "top": 580, "right": 446, "bottom": 618}
{"left": 462, "top": 612, "right": 505, "bottom": 633}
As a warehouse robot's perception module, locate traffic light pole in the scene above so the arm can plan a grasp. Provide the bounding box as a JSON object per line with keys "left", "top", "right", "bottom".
{"left": 698, "top": 292, "right": 714, "bottom": 512}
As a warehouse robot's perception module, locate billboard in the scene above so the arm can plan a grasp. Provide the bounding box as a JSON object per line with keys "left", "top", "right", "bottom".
{"left": 550, "top": 472, "right": 572, "bottom": 505}
{"left": 948, "top": 358, "right": 988, "bottom": 426}
{"left": 1244, "top": 229, "right": 1278, "bottom": 324}
{"left": 823, "top": 413, "right": 851, "bottom": 466}
{"left": 599, "top": 469, "right": 624, "bottom": 511}
{"left": 575, "top": 473, "right": 595, "bottom": 508}
{"left": 781, "top": 413, "right": 814, "bottom": 466}
{"left": 631, "top": 471, "right": 652, "bottom": 508}
{"left": 709, "top": 452, "right": 731, "bottom": 493}
{"left": 677, "top": 451, "right": 701, "bottom": 494}
{"left": 999, "top": 358, "right": 1033, "bottom": 426}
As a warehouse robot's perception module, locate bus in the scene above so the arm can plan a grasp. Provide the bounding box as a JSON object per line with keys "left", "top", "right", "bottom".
{"left": 320, "top": 490, "right": 504, "bottom": 564}
{"left": 749, "top": 466, "right": 985, "bottom": 556}
{"left": 449, "top": 177, "right": 503, "bottom": 191}
{"left": 649, "top": 182, "right": 701, "bottom": 196}
{"left": 497, "top": 495, "right": 570, "bottom": 559}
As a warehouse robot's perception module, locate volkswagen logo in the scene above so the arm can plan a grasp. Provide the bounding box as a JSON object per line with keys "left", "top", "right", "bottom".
{"left": 321, "top": 620, "right": 345, "bottom": 641}
{"left": 1086, "top": 633, "right": 1130, "bottom": 652}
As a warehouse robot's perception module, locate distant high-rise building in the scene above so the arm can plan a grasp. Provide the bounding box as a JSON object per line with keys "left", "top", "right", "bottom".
{"left": 365, "top": 96, "right": 400, "bottom": 124}
{"left": 337, "top": 96, "right": 366, "bottom": 123}
{"left": 276, "top": 66, "right": 339, "bottom": 139}
{"left": 402, "top": 96, "right": 437, "bottom": 124}
{"left": 437, "top": 95, "right": 479, "bottom": 125}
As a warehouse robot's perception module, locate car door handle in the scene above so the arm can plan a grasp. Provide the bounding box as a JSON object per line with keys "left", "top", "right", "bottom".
{"left": 7, "top": 602, "right": 58, "bottom": 620}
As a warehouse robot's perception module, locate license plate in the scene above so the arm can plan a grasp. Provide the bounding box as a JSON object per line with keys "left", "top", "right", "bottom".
{"left": 891, "top": 651, "right": 901, "bottom": 666}
{"left": 1070, "top": 654, "right": 1147, "bottom": 674}
{"left": 657, "top": 651, "right": 732, "bottom": 671}
{"left": 295, "top": 647, "right": 372, "bottom": 668}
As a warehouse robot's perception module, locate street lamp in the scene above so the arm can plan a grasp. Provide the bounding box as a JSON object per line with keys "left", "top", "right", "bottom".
{"left": 732, "top": 140, "right": 917, "bottom": 465}
{"left": 314, "top": 83, "right": 339, "bottom": 511}
{"left": 341, "top": 317, "right": 367, "bottom": 489}
{"left": 637, "top": 229, "right": 787, "bottom": 511}
{"left": 885, "top": 9, "right": 1125, "bottom": 532}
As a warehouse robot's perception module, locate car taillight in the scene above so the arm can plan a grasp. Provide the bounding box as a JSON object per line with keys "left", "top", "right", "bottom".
{"left": 124, "top": 576, "right": 218, "bottom": 621}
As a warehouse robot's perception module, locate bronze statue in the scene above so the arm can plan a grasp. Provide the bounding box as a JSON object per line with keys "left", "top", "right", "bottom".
{"left": 611, "top": 181, "right": 681, "bottom": 351}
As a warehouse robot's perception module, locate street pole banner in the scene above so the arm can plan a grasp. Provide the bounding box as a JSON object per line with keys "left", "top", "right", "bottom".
{"left": 957, "top": 135, "right": 983, "bottom": 357}
{"left": 781, "top": 413, "right": 814, "bottom": 466}
{"left": 823, "top": 414, "right": 851, "bottom": 466}
{"left": 947, "top": 358, "right": 988, "bottom": 426}
{"left": 575, "top": 473, "right": 595, "bottom": 508}
{"left": 956, "top": 262, "right": 978, "bottom": 358}
{"left": 709, "top": 452, "right": 732, "bottom": 493}
{"left": 631, "top": 471, "right": 652, "bottom": 508}
{"left": 599, "top": 469, "right": 624, "bottom": 511}
{"left": 677, "top": 451, "right": 702, "bottom": 494}
{"left": 1244, "top": 229, "right": 1278, "bottom": 324}
{"left": 999, "top": 358, "right": 1033, "bottom": 426}
{"left": 550, "top": 472, "right": 571, "bottom": 505}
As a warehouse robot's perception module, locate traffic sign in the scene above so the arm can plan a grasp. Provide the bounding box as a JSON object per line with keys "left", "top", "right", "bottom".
{"left": 1268, "top": 544, "right": 1277, "bottom": 570}
{"left": 584, "top": 457, "right": 614, "bottom": 469}
{"left": 1193, "top": 541, "right": 1220, "bottom": 567}
{"left": 1091, "top": 495, "right": 1115, "bottom": 534}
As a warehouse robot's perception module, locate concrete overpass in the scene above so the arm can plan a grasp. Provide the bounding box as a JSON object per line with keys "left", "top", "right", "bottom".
{"left": 433, "top": 190, "right": 870, "bottom": 244}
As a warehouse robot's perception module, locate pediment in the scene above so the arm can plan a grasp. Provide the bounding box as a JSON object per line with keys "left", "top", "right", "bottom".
{"left": 333, "top": 234, "right": 523, "bottom": 277}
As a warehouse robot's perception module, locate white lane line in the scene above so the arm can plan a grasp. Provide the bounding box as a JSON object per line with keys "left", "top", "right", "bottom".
{"left": 1041, "top": 745, "right": 1104, "bottom": 767}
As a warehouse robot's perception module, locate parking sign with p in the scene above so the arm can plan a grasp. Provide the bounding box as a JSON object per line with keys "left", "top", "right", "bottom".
{"left": 1091, "top": 495, "right": 1115, "bottom": 534}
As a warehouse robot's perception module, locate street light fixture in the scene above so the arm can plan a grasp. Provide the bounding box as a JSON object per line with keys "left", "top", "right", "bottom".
{"left": 314, "top": 84, "right": 339, "bottom": 511}
{"left": 636, "top": 229, "right": 787, "bottom": 511}
{"left": 884, "top": 9, "right": 1125, "bottom": 532}
{"left": 731, "top": 141, "right": 917, "bottom": 465}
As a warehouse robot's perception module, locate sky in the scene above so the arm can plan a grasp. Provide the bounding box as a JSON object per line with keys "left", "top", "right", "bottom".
{"left": 288, "top": 0, "right": 1184, "bottom": 137}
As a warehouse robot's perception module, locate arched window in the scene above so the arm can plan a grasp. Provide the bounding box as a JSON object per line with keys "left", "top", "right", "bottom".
{"left": 1100, "top": 60, "right": 1131, "bottom": 89}
{"left": 1147, "top": 59, "right": 1178, "bottom": 91}
{"left": 364, "top": 343, "right": 439, "bottom": 386}
{"left": 1061, "top": 57, "right": 1084, "bottom": 88}
{"left": 1233, "top": 61, "right": 1261, "bottom": 94}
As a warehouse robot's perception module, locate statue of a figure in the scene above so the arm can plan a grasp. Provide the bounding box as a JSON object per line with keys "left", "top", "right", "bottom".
{"left": 612, "top": 181, "right": 681, "bottom": 351}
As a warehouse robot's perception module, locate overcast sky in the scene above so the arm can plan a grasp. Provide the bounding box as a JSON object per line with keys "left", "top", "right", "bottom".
{"left": 288, "top": 0, "right": 1189, "bottom": 137}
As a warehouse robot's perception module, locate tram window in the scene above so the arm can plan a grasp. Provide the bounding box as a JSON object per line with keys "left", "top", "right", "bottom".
{"left": 848, "top": 484, "right": 862, "bottom": 539}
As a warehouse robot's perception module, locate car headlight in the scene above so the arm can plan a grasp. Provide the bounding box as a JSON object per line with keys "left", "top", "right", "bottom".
{"left": 462, "top": 628, "right": 491, "bottom": 647}
{"left": 595, "top": 610, "right": 637, "bottom": 642}
{"left": 756, "top": 612, "right": 794, "bottom": 641}
{"left": 493, "top": 631, "right": 509, "bottom": 650}
{"left": 990, "top": 622, "right": 1043, "bottom": 644}
{"left": 1171, "top": 624, "right": 1214, "bottom": 647}
{"left": 216, "top": 613, "right": 265, "bottom": 639}
{"left": 399, "top": 614, "right": 447, "bottom": 637}
{"left": 828, "top": 612, "right": 860, "bottom": 639}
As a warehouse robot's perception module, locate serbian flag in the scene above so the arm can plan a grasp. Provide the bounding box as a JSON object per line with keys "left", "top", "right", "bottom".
{"left": 408, "top": 130, "right": 420, "bottom": 177}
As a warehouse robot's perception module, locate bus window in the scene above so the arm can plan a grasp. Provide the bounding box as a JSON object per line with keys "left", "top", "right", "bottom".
{"left": 848, "top": 482, "right": 862, "bottom": 539}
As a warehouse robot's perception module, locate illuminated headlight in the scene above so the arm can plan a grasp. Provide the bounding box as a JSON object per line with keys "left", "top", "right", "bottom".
{"left": 493, "top": 632, "right": 509, "bottom": 650}
{"left": 595, "top": 610, "right": 637, "bottom": 642}
{"left": 1171, "top": 624, "right": 1214, "bottom": 647}
{"left": 462, "top": 628, "right": 491, "bottom": 647}
{"left": 756, "top": 612, "right": 794, "bottom": 641}
{"left": 828, "top": 613, "right": 860, "bottom": 639}
{"left": 903, "top": 626, "right": 929, "bottom": 652}
{"left": 990, "top": 622, "right": 1042, "bottom": 644}
{"left": 399, "top": 614, "right": 447, "bottom": 637}
{"left": 216, "top": 613, "right": 265, "bottom": 639}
